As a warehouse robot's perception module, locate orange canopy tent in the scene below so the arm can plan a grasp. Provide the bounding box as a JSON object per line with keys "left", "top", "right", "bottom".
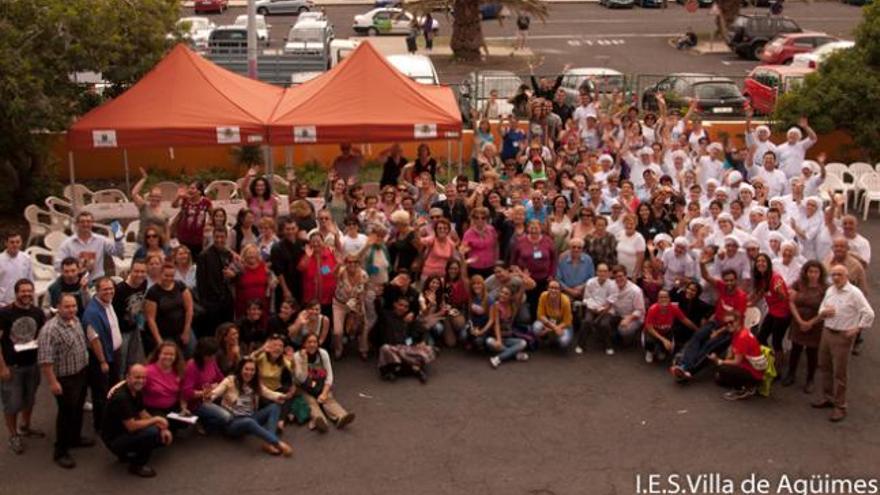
{"left": 67, "top": 44, "right": 283, "bottom": 150}
{"left": 268, "top": 41, "right": 462, "bottom": 145}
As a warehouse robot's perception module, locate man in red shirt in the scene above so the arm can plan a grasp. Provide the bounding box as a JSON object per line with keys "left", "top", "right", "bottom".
{"left": 669, "top": 261, "right": 748, "bottom": 382}
{"left": 643, "top": 290, "right": 699, "bottom": 364}
{"left": 708, "top": 312, "right": 765, "bottom": 401}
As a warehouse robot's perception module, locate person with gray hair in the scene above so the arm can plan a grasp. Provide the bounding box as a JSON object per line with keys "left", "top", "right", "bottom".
{"left": 813, "top": 264, "right": 874, "bottom": 422}
{"left": 777, "top": 116, "right": 818, "bottom": 179}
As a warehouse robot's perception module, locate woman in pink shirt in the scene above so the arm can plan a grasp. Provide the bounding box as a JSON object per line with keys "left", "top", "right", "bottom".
{"left": 461, "top": 207, "right": 498, "bottom": 280}
{"left": 420, "top": 218, "right": 458, "bottom": 281}
{"left": 242, "top": 166, "right": 279, "bottom": 221}
{"left": 143, "top": 341, "right": 184, "bottom": 416}
{"left": 182, "top": 337, "right": 232, "bottom": 430}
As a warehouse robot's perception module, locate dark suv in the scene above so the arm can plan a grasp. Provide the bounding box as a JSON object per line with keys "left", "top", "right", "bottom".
{"left": 642, "top": 73, "right": 747, "bottom": 117}
{"left": 726, "top": 14, "right": 802, "bottom": 60}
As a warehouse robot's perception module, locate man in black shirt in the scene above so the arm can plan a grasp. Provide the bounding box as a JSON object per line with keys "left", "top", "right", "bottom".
{"left": 431, "top": 181, "right": 470, "bottom": 238}
{"left": 0, "top": 280, "right": 47, "bottom": 454}
{"left": 270, "top": 219, "right": 304, "bottom": 311}
{"left": 112, "top": 259, "right": 147, "bottom": 374}
{"left": 102, "top": 364, "right": 172, "bottom": 477}
{"left": 195, "top": 229, "right": 235, "bottom": 337}
{"left": 47, "top": 257, "right": 89, "bottom": 319}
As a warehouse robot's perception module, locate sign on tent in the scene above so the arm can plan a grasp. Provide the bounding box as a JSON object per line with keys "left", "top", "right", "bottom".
{"left": 414, "top": 124, "right": 437, "bottom": 139}
{"left": 294, "top": 126, "right": 317, "bottom": 143}
{"left": 92, "top": 130, "right": 118, "bottom": 148}
{"left": 216, "top": 126, "right": 241, "bottom": 144}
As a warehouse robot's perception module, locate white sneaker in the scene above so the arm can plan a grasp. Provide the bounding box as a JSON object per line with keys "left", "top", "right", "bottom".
{"left": 645, "top": 351, "right": 654, "bottom": 364}
{"left": 515, "top": 352, "right": 530, "bottom": 362}
{"left": 83, "top": 400, "right": 93, "bottom": 412}
{"left": 605, "top": 348, "right": 615, "bottom": 356}
{"left": 575, "top": 346, "right": 584, "bottom": 355}
{"left": 489, "top": 356, "right": 501, "bottom": 369}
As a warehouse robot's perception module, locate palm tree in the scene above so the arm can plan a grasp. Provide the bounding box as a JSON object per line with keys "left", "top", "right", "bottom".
{"left": 407, "top": 0, "right": 549, "bottom": 61}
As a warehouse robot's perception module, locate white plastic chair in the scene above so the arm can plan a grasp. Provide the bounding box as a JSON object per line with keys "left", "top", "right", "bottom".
{"left": 205, "top": 180, "right": 239, "bottom": 200}
{"left": 63, "top": 184, "right": 94, "bottom": 206}
{"left": 44, "top": 197, "right": 74, "bottom": 231}
{"left": 43, "top": 231, "right": 67, "bottom": 252}
{"left": 91, "top": 188, "right": 129, "bottom": 204}
{"left": 744, "top": 307, "right": 762, "bottom": 331}
{"left": 154, "top": 181, "right": 181, "bottom": 202}
{"left": 25, "top": 246, "right": 55, "bottom": 277}
{"left": 859, "top": 173, "right": 880, "bottom": 220}
{"left": 824, "top": 162, "right": 848, "bottom": 178}
{"left": 23, "top": 205, "right": 53, "bottom": 246}
{"left": 123, "top": 220, "right": 140, "bottom": 258}
{"left": 819, "top": 174, "right": 849, "bottom": 213}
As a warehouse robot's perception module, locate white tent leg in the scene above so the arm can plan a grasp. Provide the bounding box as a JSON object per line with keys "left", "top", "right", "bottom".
{"left": 68, "top": 151, "right": 78, "bottom": 215}
{"left": 123, "top": 149, "right": 131, "bottom": 193}
{"left": 457, "top": 140, "right": 463, "bottom": 177}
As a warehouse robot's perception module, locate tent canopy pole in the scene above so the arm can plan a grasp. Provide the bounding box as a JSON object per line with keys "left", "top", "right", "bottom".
{"left": 68, "top": 151, "right": 78, "bottom": 215}
{"left": 123, "top": 149, "right": 131, "bottom": 193}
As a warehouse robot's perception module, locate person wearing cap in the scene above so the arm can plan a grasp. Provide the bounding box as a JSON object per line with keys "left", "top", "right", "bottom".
{"left": 660, "top": 237, "right": 697, "bottom": 290}
{"left": 706, "top": 213, "right": 745, "bottom": 249}
{"left": 790, "top": 196, "right": 823, "bottom": 259}
{"left": 813, "top": 264, "right": 874, "bottom": 422}
{"left": 776, "top": 117, "right": 818, "bottom": 179}
{"left": 744, "top": 109, "right": 777, "bottom": 170}
{"left": 626, "top": 147, "right": 662, "bottom": 190}
{"left": 800, "top": 153, "right": 826, "bottom": 196}
{"left": 714, "top": 235, "right": 752, "bottom": 285}
{"left": 697, "top": 143, "right": 725, "bottom": 189}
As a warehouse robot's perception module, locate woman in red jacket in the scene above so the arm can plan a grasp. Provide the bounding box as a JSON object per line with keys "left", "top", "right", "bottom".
{"left": 298, "top": 231, "right": 338, "bottom": 318}
{"left": 235, "top": 244, "right": 272, "bottom": 323}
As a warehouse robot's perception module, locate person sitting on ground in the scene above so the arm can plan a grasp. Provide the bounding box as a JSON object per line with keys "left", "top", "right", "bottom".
{"left": 676, "top": 27, "right": 697, "bottom": 50}
{"left": 101, "top": 364, "right": 173, "bottom": 478}
{"left": 215, "top": 323, "right": 242, "bottom": 375}
{"left": 250, "top": 334, "right": 308, "bottom": 429}
{"left": 531, "top": 280, "right": 574, "bottom": 351}
{"left": 577, "top": 263, "right": 615, "bottom": 355}
{"left": 487, "top": 286, "right": 531, "bottom": 369}
{"left": 293, "top": 333, "right": 356, "bottom": 434}
{"left": 181, "top": 337, "right": 230, "bottom": 432}
{"left": 606, "top": 265, "right": 646, "bottom": 352}
{"left": 208, "top": 357, "right": 293, "bottom": 457}
{"left": 707, "top": 312, "right": 766, "bottom": 401}
{"left": 142, "top": 341, "right": 184, "bottom": 420}
{"left": 377, "top": 297, "right": 435, "bottom": 383}
{"left": 643, "top": 289, "right": 699, "bottom": 364}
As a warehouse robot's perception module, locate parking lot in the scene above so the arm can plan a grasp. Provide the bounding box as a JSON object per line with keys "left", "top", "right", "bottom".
{"left": 186, "top": 1, "right": 865, "bottom": 81}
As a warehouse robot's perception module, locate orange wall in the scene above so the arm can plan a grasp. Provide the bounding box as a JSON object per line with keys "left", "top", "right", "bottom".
{"left": 51, "top": 123, "right": 860, "bottom": 180}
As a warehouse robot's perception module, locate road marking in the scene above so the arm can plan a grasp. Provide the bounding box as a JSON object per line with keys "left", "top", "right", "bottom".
{"left": 486, "top": 33, "right": 678, "bottom": 41}
{"left": 568, "top": 40, "right": 581, "bottom": 46}
{"left": 543, "top": 16, "right": 856, "bottom": 24}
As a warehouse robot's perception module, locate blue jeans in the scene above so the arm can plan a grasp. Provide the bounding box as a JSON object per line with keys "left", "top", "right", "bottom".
{"left": 195, "top": 402, "right": 233, "bottom": 431}
{"left": 678, "top": 321, "right": 731, "bottom": 373}
{"left": 531, "top": 321, "right": 573, "bottom": 349}
{"left": 486, "top": 336, "right": 527, "bottom": 362}
{"left": 224, "top": 403, "right": 281, "bottom": 445}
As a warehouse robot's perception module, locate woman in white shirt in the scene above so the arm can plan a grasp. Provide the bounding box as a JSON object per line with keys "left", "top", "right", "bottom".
{"left": 615, "top": 214, "right": 646, "bottom": 279}
{"left": 340, "top": 216, "right": 368, "bottom": 259}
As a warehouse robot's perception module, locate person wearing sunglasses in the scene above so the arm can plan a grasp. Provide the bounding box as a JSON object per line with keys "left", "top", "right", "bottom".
{"left": 707, "top": 312, "right": 764, "bottom": 401}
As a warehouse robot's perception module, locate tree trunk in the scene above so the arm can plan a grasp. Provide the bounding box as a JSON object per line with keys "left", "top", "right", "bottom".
{"left": 716, "top": 0, "right": 741, "bottom": 32}
{"left": 450, "top": 0, "right": 483, "bottom": 61}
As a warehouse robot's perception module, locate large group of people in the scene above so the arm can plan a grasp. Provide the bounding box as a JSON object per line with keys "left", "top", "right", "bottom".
{"left": 0, "top": 74, "right": 875, "bottom": 478}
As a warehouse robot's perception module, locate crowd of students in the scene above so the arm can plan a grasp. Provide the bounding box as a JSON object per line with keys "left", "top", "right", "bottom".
{"left": 0, "top": 75, "right": 875, "bottom": 477}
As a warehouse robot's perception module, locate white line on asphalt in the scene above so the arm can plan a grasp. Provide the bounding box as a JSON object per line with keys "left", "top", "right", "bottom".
{"left": 542, "top": 16, "right": 856, "bottom": 24}
{"left": 486, "top": 33, "right": 678, "bottom": 40}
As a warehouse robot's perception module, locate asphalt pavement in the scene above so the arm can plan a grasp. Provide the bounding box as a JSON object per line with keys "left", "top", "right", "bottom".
{"left": 1, "top": 218, "right": 879, "bottom": 494}
{"left": 187, "top": 1, "right": 864, "bottom": 80}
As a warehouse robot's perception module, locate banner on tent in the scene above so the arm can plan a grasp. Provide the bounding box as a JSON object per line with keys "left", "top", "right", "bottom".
{"left": 294, "top": 126, "right": 317, "bottom": 143}
{"left": 414, "top": 123, "right": 437, "bottom": 139}
{"left": 216, "top": 126, "right": 241, "bottom": 144}
{"left": 92, "top": 130, "right": 118, "bottom": 148}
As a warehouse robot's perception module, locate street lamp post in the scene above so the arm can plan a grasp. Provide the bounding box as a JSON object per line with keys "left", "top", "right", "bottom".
{"left": 247, "top": 0, "right": 258, "bottom": 79}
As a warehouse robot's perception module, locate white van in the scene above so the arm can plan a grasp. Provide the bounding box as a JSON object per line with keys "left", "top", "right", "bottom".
{"left": 386, "top": 54, "right": 439, "bottom": 85}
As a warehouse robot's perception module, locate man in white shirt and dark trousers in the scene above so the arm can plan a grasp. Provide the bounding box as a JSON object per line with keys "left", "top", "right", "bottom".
{"left": 577, "top": 264, "right": 615, "bottom": 355}
{"left": 81, "top": 277, "right": 123, "bottom": 434}
{"left": 813, "top": 265, "right": 874, "bottom": 422}
{"left": 55, "top": 212, "right": 124, "bottom": 283}
{"left": 0, "top": 233, "right": 32, "bottom": 307}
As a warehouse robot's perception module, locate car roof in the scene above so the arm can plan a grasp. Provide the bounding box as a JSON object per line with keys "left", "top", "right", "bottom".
{"left": 213, "top": 25, "right": 246, "bottom": 32}
{"left": 564, "top": 67, "right": 624, "bottom": 76}
{"left": 387, "top": 54, "right": 434, "bottom": 70}
{"left": 178, "top": 16, "right": 210, "bottom": 23}
{"left": 751, "top": 64, "right": 815, "bottom": 76}
{"left": 293, "top": 19, "right": 329, "bottom": 28}
{"left": 736, "top": 13, "right": 795, "bottom": 20}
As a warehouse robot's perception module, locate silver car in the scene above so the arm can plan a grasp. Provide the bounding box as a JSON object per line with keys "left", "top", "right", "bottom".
{"left": 255, "top": 0, "right": 314, "bottom": 15}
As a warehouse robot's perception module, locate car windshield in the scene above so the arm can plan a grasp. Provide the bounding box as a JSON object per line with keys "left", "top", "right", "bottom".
{"left": 694, "top": 82, "right": 741, "bottom": 99}
{"left": 575, "top": 74, "right": 624, "bottom": 92}
{"left": 292, "top": 28, "right": 323, "bottom": 42}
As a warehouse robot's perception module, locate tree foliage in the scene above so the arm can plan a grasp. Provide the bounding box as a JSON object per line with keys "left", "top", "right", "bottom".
{"left": 407, "top": 0, "right": 548, "bottom": 61}
{"left": 773, "top": 2, "right": 880, "bottom": 160}
{"left": 0, "top": 0, "right": 179, "bottom": 213}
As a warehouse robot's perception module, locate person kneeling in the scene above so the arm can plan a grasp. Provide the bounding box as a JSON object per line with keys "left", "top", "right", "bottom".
{"left": 102, "top": 364, "right": 173, "bottom": 478}
{"left": 208, "top": 358, "right": 293, "bottom": 456}
{"left": 378, "top": 297, "right": 436, "bottom": 383}
{"left": 707, "top": 313, "right": 765, "bottom": 401}
{"left": 531, "top": 280, "right": 574, "bottom": 351}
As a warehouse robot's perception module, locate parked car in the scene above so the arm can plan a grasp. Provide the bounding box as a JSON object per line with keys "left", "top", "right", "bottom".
{"left": 636, "top": 0, "right": 667, "bottom": 7}
{"left": 386, "top": 54, "right": 440, "bottom": 85}
{"left": 560, "top": 67, "right": 626, "bottom": 105}
{"left": 194, "top": 0, "right": 228, "bottom": 14}
{"left": 480, "top": 3, "right": 509, "bottom": 19}
{"left": 759, "top": 32, "right": 837, "bottom": 64}
{"left": 742, "top": 65, "right": 813, "bottom": 115}
{"left": 207, "top": 26, "right": 248, "bottom": 55}
{"left": 298, "top": 11, "right": 328, "bottom": 22}
{"left": 675, "top": 0, "right": 714, "bottom": 8}
{"left": 173, "top": 16, "right": 216, "bottom": 50}
{"left": 283, "top": 19, "right": 334, "bottom": 69}
{"left": 642, "top": 73, "right": 747, "bottom": 117}
{"left": 599, "top": 0, "right": 635, "bottom": 8}
{"left": 255, "top": 0, "right": 313, "bottom": 15}
{"left": 725, "top": 14, "right": 802, "bottom": 60}
{"left": 791, "top": 40, "right": 855, "bottom": 69}
{"left": 353, "top": 8, "right": 438, "bottom": 36}
{"left": 233, "top": 15, "right": 271, "bottom": 46}
{"left": 457, "top": 70, "right": 523, "bottom": 126}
